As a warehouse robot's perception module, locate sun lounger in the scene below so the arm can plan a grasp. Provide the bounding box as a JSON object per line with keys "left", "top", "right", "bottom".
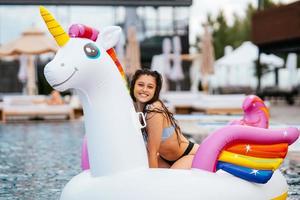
{"left": 175, "top": 113, "right": 300, "bottom": 146}
{"left": 161, "top": 91, "right": 245, "bottom": 115}
{"left": 192, "top": 94, "right": 245, "bottom": 114}
{"left": 2, "top": 95, "right": 74, "bottom": 123}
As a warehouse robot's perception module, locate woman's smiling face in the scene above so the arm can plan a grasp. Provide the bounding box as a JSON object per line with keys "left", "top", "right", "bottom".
{"left": 134, "top": 75, "right": 157, "bottom": 104}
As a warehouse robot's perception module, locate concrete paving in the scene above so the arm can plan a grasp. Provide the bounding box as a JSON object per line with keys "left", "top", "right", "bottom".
{"left": 269, "top": 101, "right": 300, "bottom": 125}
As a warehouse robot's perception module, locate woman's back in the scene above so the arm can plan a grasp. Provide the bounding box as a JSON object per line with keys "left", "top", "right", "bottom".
{"left": 145, "top": 101, "right": 196, "bottom": 165}
{"left": 130, "top": 69, "right": 199, "bottom": 168}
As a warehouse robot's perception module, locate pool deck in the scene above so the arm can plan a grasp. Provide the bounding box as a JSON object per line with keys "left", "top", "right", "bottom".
{"left": 175, "top": 100, "right": 300, "bottom": 152}
{"left": 269, "top": 102, "right": 300, "bottom": 124}
{"left": 0, "top": 95, "right": 76, "bottom": 123}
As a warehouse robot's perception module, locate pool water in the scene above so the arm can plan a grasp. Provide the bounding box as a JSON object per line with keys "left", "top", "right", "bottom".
{"left": 0, "top": 121, "right": 299, "bottom": 200}
{"left": 283, "top": 153, "right": 300, "bottom": 200}
{"left": 0, "top": 122, "right": 83, "bottom": 200}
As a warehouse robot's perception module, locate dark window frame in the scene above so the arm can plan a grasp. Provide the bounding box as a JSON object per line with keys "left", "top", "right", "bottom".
{"left": 0, "top": 0, "right": 192, "bottom": 6}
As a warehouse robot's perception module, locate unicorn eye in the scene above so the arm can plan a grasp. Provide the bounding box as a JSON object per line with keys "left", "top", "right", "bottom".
{"left": 84, "top": 43, "right": 100, "bottom": 59}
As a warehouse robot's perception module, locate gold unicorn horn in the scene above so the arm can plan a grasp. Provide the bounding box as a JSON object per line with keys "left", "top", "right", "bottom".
{"left": 40, "top": 6, "right": 69, "bottom": 47}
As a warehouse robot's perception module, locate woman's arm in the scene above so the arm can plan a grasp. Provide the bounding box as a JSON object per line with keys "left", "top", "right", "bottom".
{"left": 146, "top": 103, "right": 164, "bottom": 168}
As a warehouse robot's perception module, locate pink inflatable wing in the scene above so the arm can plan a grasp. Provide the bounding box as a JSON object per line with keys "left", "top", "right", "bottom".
{"left": 229, "top": 95, "right": 269, "bottom": 128}
{"left": 191, "top": 125, "right": 299, "bottom": 172}
{"left": 81, "top": 135, "right": 90, "bottom": 170}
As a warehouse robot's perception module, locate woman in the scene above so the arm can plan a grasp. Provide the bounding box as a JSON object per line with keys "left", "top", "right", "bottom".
{"left": 130, "top": 69, "right": 199, "bottom": 169}
{"left": 47, "top": 90, "right": 64, "bottom": 105}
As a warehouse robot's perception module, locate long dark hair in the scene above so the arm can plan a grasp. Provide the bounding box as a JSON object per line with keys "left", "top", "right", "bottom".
{"left": 130, "top": 69, "right": 162, "bottom": 104}
{"left": 130, "top": 69, "right": 182, "bottom": 145}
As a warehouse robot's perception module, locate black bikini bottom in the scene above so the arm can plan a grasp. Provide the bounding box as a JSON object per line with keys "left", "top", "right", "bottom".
{"left": 160, "top": 141, "right": 195, "bottom": 166}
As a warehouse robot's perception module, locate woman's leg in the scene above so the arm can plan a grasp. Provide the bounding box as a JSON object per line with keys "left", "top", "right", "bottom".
{"left": 170, "top": 143, "right": 199, "bottom": 169}
{"left": 170, "top": 155, "right": 194, "bottom": 169}
{"left": 157, "top": 155, "right": 171, "bottom": 168}
{"left": 190, "top": 143, "right": 199, "bottom": 154}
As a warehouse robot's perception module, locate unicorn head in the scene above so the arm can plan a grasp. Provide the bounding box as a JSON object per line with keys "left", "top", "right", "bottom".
{"left": 40, "top": 6, "right": 123, "bottom": 93}
{"left": 40, "top": 6, "right": 147, "bottom": 177}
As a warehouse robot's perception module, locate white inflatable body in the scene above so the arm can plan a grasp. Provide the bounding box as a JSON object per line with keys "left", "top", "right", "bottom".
{"left": 40, "top": 7, "right": 293, "bottom": 200}
{"left": 61, "top": 169, "right": 287, "bottom": 200}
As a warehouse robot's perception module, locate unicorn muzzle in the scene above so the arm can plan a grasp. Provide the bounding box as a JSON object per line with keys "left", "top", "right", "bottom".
{"left": 44, "top": 64, "right": 78, "bottom": 91}
{"left": 44, "top": 64, "right": 58, "bottom": 86}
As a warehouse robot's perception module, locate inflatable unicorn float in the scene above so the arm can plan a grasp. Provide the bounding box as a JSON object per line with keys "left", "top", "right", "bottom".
{"left": 40, "top": 6, "right": 299, "bottom": 200}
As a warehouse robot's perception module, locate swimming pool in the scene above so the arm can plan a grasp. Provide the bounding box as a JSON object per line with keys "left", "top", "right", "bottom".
{"left": 0, "top": 122, "right": 83, "bottom": 200}
{"left": 0, "top": 121, "right": 299, "bottom": 199}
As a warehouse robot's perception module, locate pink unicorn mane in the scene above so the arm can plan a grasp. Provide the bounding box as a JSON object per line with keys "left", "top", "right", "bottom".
{"left": 69, "top": 24, "right": 99, "bottom": 41}
{"left": 68, "top": 24, "right": 126, "bottom": 80}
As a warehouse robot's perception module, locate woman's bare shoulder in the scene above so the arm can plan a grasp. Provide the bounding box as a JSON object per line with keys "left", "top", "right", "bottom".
{"left": 146, "top": 101, "right": 163, "bottom": 111}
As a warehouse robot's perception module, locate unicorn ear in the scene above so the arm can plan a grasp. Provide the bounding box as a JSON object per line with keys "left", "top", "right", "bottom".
{"left": 98, "top": 26, "right": 122, "bottom": 50}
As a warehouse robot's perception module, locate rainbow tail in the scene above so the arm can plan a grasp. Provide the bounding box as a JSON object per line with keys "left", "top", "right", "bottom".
{"left": 217, "top": 162, "right": 273, "bottom": 184}
{"left": 217, "top": 144, "right": 285, "bottom": 183}
{"left": 192, "top": 125, "right": 299, "bottom": 184}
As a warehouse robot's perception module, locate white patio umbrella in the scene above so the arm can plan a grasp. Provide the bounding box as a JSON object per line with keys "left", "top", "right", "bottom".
{"left": 18, "top": 55, "right": 28, "bottom": 83}
{"left": 151, "top": 37, "right": 172, "bottom": 92}
{"left": 162, "top": 37, "right": 172, "bottom": 77}
{"left": 0, "top": 27, "right": 58, "bottom": 95}
{"left": 169, "top": 36, "right": 184, "bottom": 90}
{"left": 18, "top": 55, "right": 28, "bottom": 94}
{"left": 214, "top": 41, "right": 284, "bottom": 88}
{"left": 286, "top": 53, "right": 298, "bottom": 89}
{"left": 216, "top": 41, "right": 284, "bottom": 67}
{"left": 224, "top": 46, "right": 233, "bottom": 86}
